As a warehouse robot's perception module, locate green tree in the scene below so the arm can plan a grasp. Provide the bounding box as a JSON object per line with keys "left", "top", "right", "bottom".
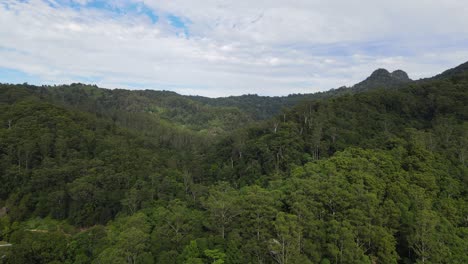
{"left": 202, "top": 182, "right": 241, "bottom": 239}
{"left": 269, "top": 212, "right": 302, "bottom": 264}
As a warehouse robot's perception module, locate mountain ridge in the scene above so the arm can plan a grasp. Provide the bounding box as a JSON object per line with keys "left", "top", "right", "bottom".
{"left": 1, "top": 61, "right": 466, "bottom": 124}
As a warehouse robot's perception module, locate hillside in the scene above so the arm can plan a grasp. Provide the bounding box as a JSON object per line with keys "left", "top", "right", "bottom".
{"left": 0, "top": 83, "right": 254, "bottom": 135}
{"left": 0, "top": 66, "right": 418, "bottom": 131}
{"left": 189, "top": 68, "right": 415, "bottom": 119}
{"left": 0, "top": 62, "right": 467, "bottom": 263}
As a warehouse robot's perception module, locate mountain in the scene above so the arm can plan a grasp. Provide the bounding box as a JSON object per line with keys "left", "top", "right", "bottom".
{"left": 432, "top": 60, "right": 468, "bottom": 80}
{"left": 351, "top": 68, "right": 412, "bottom": 92}
{"left": 207, "top": 64, "right": 467, "bottom": 183}
{"left": 189, "top": 68, "right": 415, "bottom": 119}
{"left": 0, "top": 65, "right": 419, "bottom": 131}
{"left": 0, "top": 62, "right": 467, "bottom": 264}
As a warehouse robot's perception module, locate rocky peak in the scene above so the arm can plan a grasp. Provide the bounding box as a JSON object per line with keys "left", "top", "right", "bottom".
{"left": 369, "top": 68, "right": 391, "bottom": 78}
{"left": 352, "top": 68, "right": 412, "bottom": 91}
{"left": 391, "top": 70, "right": 411, "bottom": 81}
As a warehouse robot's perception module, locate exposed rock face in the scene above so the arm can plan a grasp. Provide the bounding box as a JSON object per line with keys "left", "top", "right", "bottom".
{"left": 370, "top": 68, "right": 391, "bottom": 78}
{"left": 352, "top": 68, "right": 412, "bottom": 91}
{"left": 391, "top": 70, "right": 411, "bottom": 81}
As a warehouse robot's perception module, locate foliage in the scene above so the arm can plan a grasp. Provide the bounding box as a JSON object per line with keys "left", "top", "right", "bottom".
{"left": 0, "top": 62, "right": 467, "bottom": 263}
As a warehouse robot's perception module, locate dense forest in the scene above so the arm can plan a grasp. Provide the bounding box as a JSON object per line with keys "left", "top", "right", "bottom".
{"left": 0, "top": 62, "right": 467, "bottom": 264}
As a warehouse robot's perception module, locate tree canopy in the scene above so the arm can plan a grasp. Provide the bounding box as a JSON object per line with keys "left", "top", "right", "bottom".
{"left": 0, "top": 63, "right": 467, "bottom": 263}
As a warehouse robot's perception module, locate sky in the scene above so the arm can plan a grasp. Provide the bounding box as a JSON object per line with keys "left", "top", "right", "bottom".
{"left": 0, "top": 0, "right": 467, "bottom": 97}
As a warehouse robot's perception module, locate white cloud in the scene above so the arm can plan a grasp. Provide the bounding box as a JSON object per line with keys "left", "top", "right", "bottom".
{"left": 0, "top": 0, "right": 467, "bottom": 97}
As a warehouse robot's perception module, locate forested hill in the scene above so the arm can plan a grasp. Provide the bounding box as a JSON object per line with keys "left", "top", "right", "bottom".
{"left": 188, "top": 68, "right": 414, "bottom": 119}
{"left": 0, "top": 62, "right": 467, "bottom": 264}
{"left": 0, "top": 84, "right": 253, "bottom": 135}
{"left": 0, "top": 65, "right": 416, "bottom": 128}
{"left": 207, "top": 63, "right": 467, "bottom": 183}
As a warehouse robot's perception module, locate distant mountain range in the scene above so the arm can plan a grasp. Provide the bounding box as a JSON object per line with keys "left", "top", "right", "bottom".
{"left": 1, "top": 61, "right": 466, "bottom": 130}
{"left": 189, "top": 61, "right": 468, "bottom": 119}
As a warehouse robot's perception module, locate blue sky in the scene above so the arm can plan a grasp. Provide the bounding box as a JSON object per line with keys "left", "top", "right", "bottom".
{"left": 1, "top": 0, "right": 467, "bottom": 97}
{"left": 51, "top": 0, "right": 160, "bottom": 24}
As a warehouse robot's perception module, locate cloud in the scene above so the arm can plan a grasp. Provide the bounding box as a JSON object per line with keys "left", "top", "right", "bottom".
{"left": 0, "top": 0, "right": 467, "bottom": 97}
